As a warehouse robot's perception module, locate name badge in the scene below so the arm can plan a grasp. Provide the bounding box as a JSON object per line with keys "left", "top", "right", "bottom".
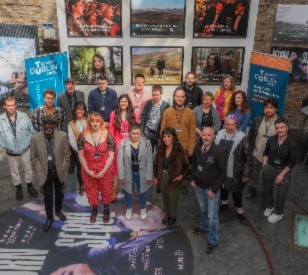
{"left": 122, "top": 130, "right": 128, "bottom": 134}
{"left": 100, "top": 106, "right": 105, "bottom": 111}
{"left": 48, "top": 155, "right": 52, "bottom": 161}
{"left": 197, "top": 165, "right": 203, "bottom": 172}
{"left": 263, "top": 135, "right": 269, "bottom": 139}
{"left": 273, "top": 159, "right": 281, "bottom": 165}
{"left": 134, "top": 106, "right": 139, "bottom": 110}
{"left": 176, "top": 126, "right": 183, "bottom": 132}
{"left": 94, "top": 153, "right": 101, "bottom": 159}
{"left": 152, "top": 119, "right": 157, "bottom": 124}
{"left": 187, "top": 102, "right": 192, "bottom": 107}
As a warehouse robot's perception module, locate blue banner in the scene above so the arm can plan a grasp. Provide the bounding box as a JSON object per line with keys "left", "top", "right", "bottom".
{"left": 25, "top": 52, "right": 68, "bottom": 110}
{"left": 247, "top": 52, "right": 290, "bottom": 121}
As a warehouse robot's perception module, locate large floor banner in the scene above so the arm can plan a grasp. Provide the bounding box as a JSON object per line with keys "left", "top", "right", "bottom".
{"left": 25, "top": 52, "right": 68, "bottom": 110}
{"left": 247, "top": 52, "right": 291, "bottom": 121}
{"left": 0, "top": 37, "right": 36, "bottom": 107}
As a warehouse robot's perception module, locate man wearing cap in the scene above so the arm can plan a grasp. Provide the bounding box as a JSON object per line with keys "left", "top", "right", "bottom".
{"left": 30, "top": 115, "right": 70, "bottom": 232}
{"left": 31, "top": 88, "right": 65, "bottom": 132}
{"left": 58, "top": 78, "right": 85, "bottom": 173}
{"left": 0, "top": 96, "right": 38, "bottom": 200}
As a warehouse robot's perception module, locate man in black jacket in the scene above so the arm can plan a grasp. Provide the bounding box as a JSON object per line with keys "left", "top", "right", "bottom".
{"left": 179, "top": 72, "right": 203, "bottom": 110}
{"left": 140, "top": 84, "right": 170, "bottom": 153}
{"left": 190, "top": 127, "right": 227, "bottom": 254}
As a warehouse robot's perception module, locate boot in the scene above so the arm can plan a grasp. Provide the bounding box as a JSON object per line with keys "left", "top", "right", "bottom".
{"left": 245, "top": 186, "right": 257, "bottom": 199}
{"left": 90, "top": 206, "right": 98, "bottom": 223}
{"left": 27, "top": 183, "right": 38, "bottom": 197}
{"left": 16, "top": 184, "right": 23, "bottom": 200}
{"left": 103, "top": 204, "right": 110, "bottom": 223}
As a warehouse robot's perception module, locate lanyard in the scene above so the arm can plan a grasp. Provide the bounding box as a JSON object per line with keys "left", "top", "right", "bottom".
{"left": 7, "top": 112, "right": 17, "bottom": 138}
{"left": 265, "top": 119, "right": 274, "bottom": 136}
{"left": 133, "top": 90, "right": 144, "bottom": 104}
{"left": 91, "top": 131, "right": 102, "bottom": 152}
{"left": 131, "top": 145, "right": 139, "bottom": 161}
{"left": 75, "top": 120, "right": 85, "bottom": 133}
{"left": 219, "top": 91, "right": 231, "bottom": 107}
{"left": 151, "top": 103, "right": 161, "bottom": 120}
{"left": 175, "top": 107, "right": 185, "bottom": 127}
{"left": 223, "top": 132, "right": 236, "bottom": 151}
{"left": 121, "top": 119, "right": 128, "bottom": 132}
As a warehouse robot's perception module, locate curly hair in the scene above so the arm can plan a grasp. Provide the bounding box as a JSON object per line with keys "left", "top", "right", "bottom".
{"left": 159, "top": 127, "right": 182, "bottom": 152}
{"left": 220, "top": 75, "right": 236, "bottom": 92}
{"left": 72, "top": 102, "right": 88, "bottom": 122}
{"left": 228, "top": 90, "right": 250, "bottom": 115}
{"left": 114, "top": 94, "right": 135, "bottom": 129}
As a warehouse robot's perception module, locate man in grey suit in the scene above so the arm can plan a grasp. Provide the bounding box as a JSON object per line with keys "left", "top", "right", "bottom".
{"left": 30, "top": 115, "right": 70, "bottom": 232}
{"left": 58, "top": 78, "right": 85, "bottom": 173}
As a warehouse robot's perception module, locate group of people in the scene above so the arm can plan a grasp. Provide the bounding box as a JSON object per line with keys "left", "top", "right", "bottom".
{"left": 0, "top": 71, "right": 297, "bottom": 255}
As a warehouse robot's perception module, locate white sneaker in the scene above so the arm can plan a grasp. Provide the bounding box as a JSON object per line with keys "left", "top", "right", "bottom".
{"left": 140, "top": 208, "right": 147, "bottom": 220}
{"left": 264, "top": 207, "right": 274, "bottom": 217}
{"left": 125, "top": 209, "right": 132, "bottom": 220}
{"left": 268, "top": 213, "right": 283, "bottom": 223}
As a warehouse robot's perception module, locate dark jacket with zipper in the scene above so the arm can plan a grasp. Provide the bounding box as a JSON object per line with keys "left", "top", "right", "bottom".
{"left": 178, "top": 82, "right": 203, "bottom": 110}
{"left": 190, "top": 143, "right": 227, "bottom": 193}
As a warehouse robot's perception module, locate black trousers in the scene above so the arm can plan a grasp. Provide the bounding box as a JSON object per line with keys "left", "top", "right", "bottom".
{"left": 71, "top": 148, "right": 83, "bottom": 187}
{"left": 221, "top": 187, "right": 243, "bottom": 208}
{"left": 43, "top": 170, "right": 64, "bottom": 220}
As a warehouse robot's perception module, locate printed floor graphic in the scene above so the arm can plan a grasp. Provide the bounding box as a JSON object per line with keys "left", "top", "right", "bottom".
{"left": 0, "top": 192, "right": 193, "bottom": 274}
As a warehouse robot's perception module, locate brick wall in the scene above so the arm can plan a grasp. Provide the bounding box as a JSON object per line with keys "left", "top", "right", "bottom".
{"left": 254, "top": 0, "right": 308, "bottom": 129}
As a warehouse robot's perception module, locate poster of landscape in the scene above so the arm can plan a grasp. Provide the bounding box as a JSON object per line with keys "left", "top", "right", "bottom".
{"left": 131, "top": 47, "right": 184, "bottom": 85}
{"left": 130, "top": 0, "right": 186, "bottom": 38}
{"left": 273, "top": 4, "right": 308, "bottom": 43}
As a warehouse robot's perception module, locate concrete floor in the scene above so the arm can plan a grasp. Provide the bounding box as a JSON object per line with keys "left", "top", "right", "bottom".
{"left": 0, "top": 147, "right": 307, "bottom": 275}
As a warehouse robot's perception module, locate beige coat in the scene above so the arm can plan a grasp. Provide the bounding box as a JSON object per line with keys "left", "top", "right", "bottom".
{"left": 30, "top": 130, "right": 70, "bottom": 185}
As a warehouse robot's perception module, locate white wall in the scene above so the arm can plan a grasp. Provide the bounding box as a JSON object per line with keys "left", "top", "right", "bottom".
{"left": 56, "top": 0, "right": 260, "bottom": 104}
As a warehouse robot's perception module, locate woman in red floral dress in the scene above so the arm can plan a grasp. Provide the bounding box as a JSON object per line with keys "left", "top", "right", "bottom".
{"left": 78, "top": 112, "right": 115, "bottom": 223}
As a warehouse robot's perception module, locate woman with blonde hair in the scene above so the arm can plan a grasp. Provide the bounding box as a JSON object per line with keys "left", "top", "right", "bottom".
{"left": 78, "top": 112, "right": 115, "bottom": 223}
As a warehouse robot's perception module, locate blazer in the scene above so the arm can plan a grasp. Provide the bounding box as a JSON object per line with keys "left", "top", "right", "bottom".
{"left": 57, "top": 90, "right": 85, "bottom": 132}
{"left": 30, "top": 130, "right": 70, "bottom": 185}
{"left": 117, "top": 137, "right": 153, "bottom": 194}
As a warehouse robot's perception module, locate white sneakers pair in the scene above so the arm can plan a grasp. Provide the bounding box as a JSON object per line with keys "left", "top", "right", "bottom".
{"left": 125, "top": 208, "right": 147, "bottom": 220}
{"left": 263, "top": 208, "right": 283, "bottom": 223}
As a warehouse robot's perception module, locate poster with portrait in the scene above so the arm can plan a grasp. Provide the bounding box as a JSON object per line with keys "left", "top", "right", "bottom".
{"left": 65, "top": 0, "right": 122, "bottom": 37}
{"left": 131, "top": 47, "right": 184, "bottom": 85}
{"left": 191, "top": 47, "right": 245, "bottom": 85}
{"left": 130, "top": 0, "right": 186, "bottom": 38}
{"left": 0, "top": 37, "right": 36, "bottom": 107}
{"left": 69, "top": 46, "right": 123, "bottom": 85}
{"left": 271, "top": 46, "right": 308, "bottom": 83}
{"left": 193, "top": 0, "right": 250, "bottom": 38}
{"left": 273, "top": 4, "right": 308, "bottom": 43}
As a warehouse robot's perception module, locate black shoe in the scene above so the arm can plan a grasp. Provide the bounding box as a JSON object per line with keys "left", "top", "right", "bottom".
{"left": 16, "top": 184, "right": 23, "bottom": 200}
{"left": 166, "top": 218, "right": 177, "bottom": 227}
{"left": 219, "top": 204, "right": 228, "bottom": 211}
{"left": 206, "top": 243, "right": 217, "bottom": 254}
{"left": 27, "top": 183, "right": 38, "bottom": 197}
{"left": 162, "top": 215, "right": 170, "bottom": 225}
{"left": 103, "top": 208, "right": 110, "bottom": 223}
{"left": 193, "top": 227, "right": 209, "bottom": 235}
{"left": 245, "top": 186, "right": 257, "bottom": 199}
{"left": 237, "top": 213, "right": 248, "bottom": 226}
{"left": 43, "top": 219, "right": 54, "bottom": 232}
{"left": 56, "top": 211, "right": 67, "bottom": 221}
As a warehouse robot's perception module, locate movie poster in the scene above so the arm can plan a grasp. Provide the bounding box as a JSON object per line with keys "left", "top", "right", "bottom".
{"left": 271, "top": 46, "right": 308, "bottom": 83}
{"left": 130, "top": 0, "right": 186, "bottom": 38}
{"left": 0, "top": 37, "right": 36, "bottom": 107}
{"left": 69, "top": 46, "right": 123, "bottom": 85}
{"left": 273, "top": 4, "right": 308, "bottom": 43}
{"left": 131, "top": 47, "right": 184, "bottom": 85}
{"left": 0, "top": 193, "right": 194, "bottom": 274}
{"left": 193, "top": 0, "right": 250, "bottom": 38}
{"left": 65, "top": 0, "right": 122, "bottom": 37}
{"left": 191, "top": 47, "right": 245, "bottom": 85}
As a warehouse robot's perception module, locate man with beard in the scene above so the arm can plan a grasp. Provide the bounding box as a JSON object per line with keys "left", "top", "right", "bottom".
{"left": 179, "top": 72, "right": 203, "bottom": 110}
{"left": 30, "top": 115, "right": 70, "bottom": 232}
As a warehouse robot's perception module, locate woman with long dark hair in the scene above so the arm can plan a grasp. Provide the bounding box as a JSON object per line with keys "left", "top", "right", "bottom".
{"left": 88, "top": 53, "right": 115, "bottom": 84}
{"left": 203, "top": 53, "right": 222, "bottom": 82}
{"left": 109, "top": 94, "right": 136, "bottom": 201}
{"left": 154, "top": 127, "right": 190, "bottom": 226}
{"left": 228, "top": 90, "right": 251, "bottom": 133}
{"left": 68, "top": 102, "right": 88, "bottom": 195}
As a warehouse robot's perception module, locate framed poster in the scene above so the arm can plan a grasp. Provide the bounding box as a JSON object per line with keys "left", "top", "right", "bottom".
{"left": 273, "top": 4, "right": 308, "bottom": 43}
{"left": 191, "top": 47, "right": 245, "bottom": 85}
{"left": 131, "top": 47, "right": 184, "bottom": 85}
{"left": 130, "top": 0, "right": 186, "bottom": 38}
{"left": 69, "top": 46, "right": 123, "bottom": 85}
{"left": 65, "top": 0, "right": 122, "bottom": 37}
{"left": 193, "top": 0, "right": 250, "bottom": 38}
{"left": 271, "top": 46, "right": 308, "bottom": 82}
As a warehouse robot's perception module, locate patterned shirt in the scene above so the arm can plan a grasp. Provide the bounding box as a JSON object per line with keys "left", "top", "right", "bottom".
{"left": 31, "top": 105, "right": 65, "bottom": 132}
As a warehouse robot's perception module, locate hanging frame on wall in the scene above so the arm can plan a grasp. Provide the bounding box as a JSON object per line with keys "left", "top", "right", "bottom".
{"left": 191, "top": 47, "right": 245, "bottom": 85}
{"left": 65, "top": 0, "right": 122, "bottom": 37}
{"left": 68, "top": 46, "right": 123, "bottom": 85}
{"left": 130, "top": 46, "right": 184, "bottom": 85}
{"left": 193, "top": 0, "right": 250, "bottom": 38}
{"left": 130, "top": 0, "right": 186, "bottom": 38}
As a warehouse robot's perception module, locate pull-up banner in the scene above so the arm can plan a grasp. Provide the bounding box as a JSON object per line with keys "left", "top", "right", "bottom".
{"left": 247, "top": 52, "right": 291, "bottom": 121}
{"left": 25, "top": 52, "right": 68, "bottom": 110}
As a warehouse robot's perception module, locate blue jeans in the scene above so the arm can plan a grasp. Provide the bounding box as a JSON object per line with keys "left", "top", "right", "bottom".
{"left": 195, "top": 186, "right": 220, "bottom": 245}
{"left": 124, "top": 172, "right": 147, "bottom": 209}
